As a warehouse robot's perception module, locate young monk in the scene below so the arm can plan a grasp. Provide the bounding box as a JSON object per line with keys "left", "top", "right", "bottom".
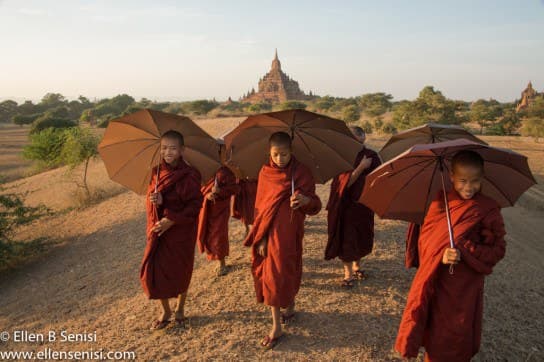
{"left": 395, "top": 150, "right": 506, "bottom": 361}
{"left": 197, "top": 144, "right": 240, "bottom": 276}
{"left": 231, "top": 177, "right": 258, "bottom": 236}
{"left": 140, "top": 130, "right": 203, "bottom": 330}
{"left": 244, "top": 131, "right": 321, "bottom": 349}
{"left": 325, "top": 126, "right": 382, "bottom": 287}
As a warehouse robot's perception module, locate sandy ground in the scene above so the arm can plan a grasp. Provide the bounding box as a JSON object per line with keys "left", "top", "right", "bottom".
{"left": 0, "top": 120, "right": 543, "bottom": 361}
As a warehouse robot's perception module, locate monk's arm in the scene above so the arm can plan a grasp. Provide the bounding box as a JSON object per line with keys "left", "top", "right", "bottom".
{"left": 298, "top": 172, "right": 322, "bottom": 216}
{"left": 458, "top": 207, "right": 506, "bottom": 275}
{"left": 215, "top": 170, "right": 240, "bottom": 200}
{"left": 163, "top": 174, "right": 204, "bottom": 224}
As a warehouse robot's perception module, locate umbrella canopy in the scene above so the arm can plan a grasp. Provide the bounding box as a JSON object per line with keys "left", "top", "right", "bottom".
{"left": 223, "top": 109, "right": 363, "bottom": 183}
{"left": 360, "top": 138, "right": 536, "bottom": 224}
{"left": 98, "top": 109, "right": 221, "bottom": 194}
{"left": 379, "top": 123, "right": 487, "bottom": 162}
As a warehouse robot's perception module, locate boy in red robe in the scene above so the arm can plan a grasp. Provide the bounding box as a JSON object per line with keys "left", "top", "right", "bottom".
{"left": 197, "top": 144, "right": 240, "bottom": 276}
{"left": 325, "top": 126, "right": 381, "bottom": 287}
{"left": 231, "top": 177, "right": 258, "bottom": 236}
{"left": 395, "top": 150, "right": 506, "bottom": 361}
{"left": 140, "top": 130, "right": 203, "bottom": 330}
{"left": 244, "top": 131, "right": 322, "bottom": 349}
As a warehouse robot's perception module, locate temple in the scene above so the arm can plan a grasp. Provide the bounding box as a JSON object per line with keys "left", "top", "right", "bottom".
{"left": 240, "top": 49, "right": 315, "bottom": 104}
{"left": 516, "top": 81, "right": 542, "bottom": 112}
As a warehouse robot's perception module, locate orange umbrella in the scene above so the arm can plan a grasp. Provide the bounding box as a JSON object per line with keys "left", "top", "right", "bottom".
{"left": 223, "top": 109, "right": 362, "bottom": 183}
{"left": 379, "top": 123, "right": 487, "bottom": 162}
{"left": 98, "top": 109, "right": 221, "bottom": 194}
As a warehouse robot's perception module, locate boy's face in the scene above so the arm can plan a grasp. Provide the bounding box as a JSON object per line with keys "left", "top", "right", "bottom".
{"left": 270, "top": 144, "right": 292, "bottom": 168}
{"left": 160, "top": 137, "right": 184, "bottom": 165}
{"left": 352, "top": 131, "right": 366, "bottom": 145}
{"left": 450, "top": 164, "right": 483, "bottom": 200}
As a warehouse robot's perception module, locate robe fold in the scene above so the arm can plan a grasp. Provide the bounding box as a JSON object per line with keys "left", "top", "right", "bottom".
{"left": 325, "top": 147, "right": 382, "bottom": 261}
{"left": 395, "top": 190, "right": 506, "bottom": 361}
{"left": 140, "top": 158, "right": 203, "bottom": 300}
{"left": 405, "top": 223, "right": 421, "bottom": 268}
{"left": 231, "top": 178, "right": 258, "bottom": 226}
{"left": 197, "top": 166, "right": 240, "bottom": 260}
{"left": 243, "top": 157, "right": 321, "bottom": 308}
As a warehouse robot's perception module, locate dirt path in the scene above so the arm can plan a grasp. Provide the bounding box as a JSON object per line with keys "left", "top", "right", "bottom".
{"left": 0, "top": 128, "right": 542, "bottom": 360}
{"left": 1, "top": 178, "right": 543, "bottom": 361}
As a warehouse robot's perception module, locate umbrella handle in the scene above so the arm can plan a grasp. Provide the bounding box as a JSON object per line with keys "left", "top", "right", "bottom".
{"left": 439, "top": 158, "right": 456, "bottom": 275}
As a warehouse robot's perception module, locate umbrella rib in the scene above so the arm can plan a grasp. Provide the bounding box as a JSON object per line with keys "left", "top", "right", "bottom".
{"left": 379, "top": 158, "right": 436, "bottom": 178}
{"left": 296, "top": 128, "right": 358, "bottom": 165}
{"left": 99, "top": 138, "right": 158, "bottom": 150}
{"left": 483, "top": 173, "right": 515, "bottom": 206}
{"left": 139, "top": 146, "right": 161, "bottom": 193}
{"left": 109, "top": 141, "right": 159, "bottom": 179}
{"left": 293, "top": 129, "right": 325, "bottom": 181}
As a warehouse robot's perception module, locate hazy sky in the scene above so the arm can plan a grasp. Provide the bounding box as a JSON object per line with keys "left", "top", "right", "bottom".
{"left": 1, "top": 0, "right": 543, "bottom": 102}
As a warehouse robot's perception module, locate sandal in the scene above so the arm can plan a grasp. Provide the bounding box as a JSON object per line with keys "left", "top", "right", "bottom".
{"left": 281, "top": 312, "right": 295, "bottom": 325}
{"left": 260, "top": 334, "right": 284, "bottom": 350}
{"left": 341, "top": 278, "right": 354, "bottom": 289}
{"left": 150, "top": 319, "right": 170, "bottom": 330}
{"left": 353, "top": 269, "right": 366, "bottom": 280}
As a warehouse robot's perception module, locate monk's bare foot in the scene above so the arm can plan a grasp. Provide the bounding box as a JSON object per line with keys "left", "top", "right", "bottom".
{"left": 150, "top": 310, "right": 171, "bottom": 330}
{"left": 353, "top": 269, "right": 366, "bottom": 280}
{"left": 261, "top": 326, "right": 283, "bottom": 349}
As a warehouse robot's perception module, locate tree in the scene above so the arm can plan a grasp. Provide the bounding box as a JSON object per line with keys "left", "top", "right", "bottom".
{"left": 187, "top": 99, "right": 219, "bottom": 115}
{"left": 22, "top": 128, "right": 68, "bottom": 168}
{"left": 60, "top": 128, "right": 100, "bottom": 196}
{"left": 30, "top": 115, "right": 76, "bottom": 134}
{"left": 279, "top": 101, "right": 307, "bottom": 110}
{"left": 470, "top": 99, "right": 502, "bottom": 134}
{"left": 392, "top": 86, "right": 459, "bottom": 130}
{"left": 314, "top": 96, "right": 335, "bottom": 112}
{"left": 359, "top": 93, "right": 392, "bottom": 117}
{"left": 521, "top": 117, "right": 544, "bottom": 142}
{"left": 13, "top": 113, "right": 41, "bottom": 126}
{"left": 0, "top": 189, "right": 46, "bottom": 271}
{"left": 40, "top": 93, "right": 66, "bottom": 108}
{"left": 0, "top": 100, "right": 18, "bottom": 123}
{"left": 342, "top": 105, "right": 360, "bottom": 123}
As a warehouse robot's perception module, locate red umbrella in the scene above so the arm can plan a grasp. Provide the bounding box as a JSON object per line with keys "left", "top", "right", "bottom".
{"left": 379, "top": 123, "right": 487, "bottom": 162}
{"left": 360, "top": 139, "right": 536, "bottom": 252}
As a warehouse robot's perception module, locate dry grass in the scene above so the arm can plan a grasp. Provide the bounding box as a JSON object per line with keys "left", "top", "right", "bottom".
{"left": 0, "top": 120, "right": 542, "bottom": 361}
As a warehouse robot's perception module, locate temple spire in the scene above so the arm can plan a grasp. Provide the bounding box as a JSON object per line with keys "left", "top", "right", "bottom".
{"left": 271, "top": 48, "right": 281, "bottom": 70}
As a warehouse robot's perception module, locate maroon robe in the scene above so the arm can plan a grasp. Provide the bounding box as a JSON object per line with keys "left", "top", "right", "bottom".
{"left": 325, "top": 147, "right": 382, "bottom": 261}
{"left": 244, "top": 157, "right": 321, "bottom": 308}
{"left": 140, "top": 158, "right": 203, "bottom": 299}
{"left": 395, "top": 190, "right": 506, "bottom": 361}
{"left": 231, "top": 178, "right": 258, "bottom": 226}
{"left": 197, "top": 166, "right": 239, "bottom": 260}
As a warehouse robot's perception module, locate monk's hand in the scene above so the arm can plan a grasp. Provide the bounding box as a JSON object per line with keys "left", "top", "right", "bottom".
{"left": 357, "top": 155, "right": 372, "bottom": 171}
{"left": 150, "top": 192, "right": 163, "bottom": 205}
{"left": 442, "top": 247, "right": 461, "bottom": 265}
{"left": 212, "top": 185, "right": 221, "bottom": 194}
{"left": 153, "top": 217, "right": 174, "bottom": 236}
{"left": 290, "top": 193, "right": 310, "bottom": 210}
{"left": 205, "top": 192, "right": 216, "bottom": 202}
{"left": 256, "top": 238, "right": 268, "bottom": 257}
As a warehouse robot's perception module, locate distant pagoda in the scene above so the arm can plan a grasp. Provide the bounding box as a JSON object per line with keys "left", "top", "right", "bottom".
{"left": 240, "top": 49, "right": 315, "bottom": 104}
{"left": 516, "top": 81, "right": 542, "bottom": 112}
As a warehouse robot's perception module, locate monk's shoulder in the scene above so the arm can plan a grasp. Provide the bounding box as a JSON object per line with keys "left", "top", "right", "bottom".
{"left": 184, "top": 165, "right": 202, "bottom": 185}
{"left": 294, "top": 160, "right": 314, "bottom": 179}
{"left": 473, "top": 193, "right": 501, "bottom": 214}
